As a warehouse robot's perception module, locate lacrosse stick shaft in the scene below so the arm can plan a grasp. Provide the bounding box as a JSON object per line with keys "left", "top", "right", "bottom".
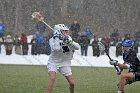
{"left": 42, "top": 20, "right": 55, "bottom": 31}
{"left": 105, "top": 52, "right": 120, "bottom": 72}
{"left": 106, "top": 52, "right": 120, "bottom": 72}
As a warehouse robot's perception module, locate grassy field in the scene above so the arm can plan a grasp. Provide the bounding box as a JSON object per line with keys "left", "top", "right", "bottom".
{"left": 0, "top": 64, "right": 140, "bottom": 93}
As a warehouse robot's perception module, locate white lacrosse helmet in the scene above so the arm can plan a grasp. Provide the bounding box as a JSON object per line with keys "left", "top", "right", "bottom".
{"left": 54, "top": 24, "right": 69, "bottom": 32}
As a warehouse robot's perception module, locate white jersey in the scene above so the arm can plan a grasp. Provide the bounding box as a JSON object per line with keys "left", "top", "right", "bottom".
{"left": 48, "top": 37, "right": 80, "bottom": 67}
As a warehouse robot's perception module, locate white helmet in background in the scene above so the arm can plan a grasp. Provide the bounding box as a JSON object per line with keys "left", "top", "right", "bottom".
{"left": 54, "top": 24, "right": 69, "bottom": 32}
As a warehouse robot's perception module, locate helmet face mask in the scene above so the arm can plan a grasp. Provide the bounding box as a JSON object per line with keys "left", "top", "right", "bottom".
{"left": 122, "top": 46, "right": 131, "bottom": 52}
{"left": 61, "top": 30, "right": 69, "bottom": 36}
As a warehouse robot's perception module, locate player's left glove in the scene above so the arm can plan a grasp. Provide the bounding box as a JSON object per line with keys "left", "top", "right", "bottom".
{"left": 63, "top": 35, "right": 73, "bottom": 46}
{"left": 62, "top": 45, "right": 70, "bottom": 53}
{"left": 109, "top": 60, "right": 119, "bottom": 66}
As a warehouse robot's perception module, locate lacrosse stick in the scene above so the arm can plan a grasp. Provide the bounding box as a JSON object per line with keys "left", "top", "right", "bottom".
{"left": 104, "top": 48, "right": 121, "bottom": 74}
{"left": 99, "top": 42, "right": 120, "bottom": 73}
{"left": 31, "top": 12, "right": 55, "bottom": 31}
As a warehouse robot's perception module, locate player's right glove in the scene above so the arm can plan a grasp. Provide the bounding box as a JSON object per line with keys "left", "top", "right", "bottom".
{"left": 63, "top": 35, "right": 73, "bottom": 46}
{"left": 109, "top": 60, "right": 119, "bottom": 66}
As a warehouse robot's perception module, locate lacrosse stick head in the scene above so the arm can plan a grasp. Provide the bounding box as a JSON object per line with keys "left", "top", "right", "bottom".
{"left": 31, "top": 12, "right": 44, "bottom": 22}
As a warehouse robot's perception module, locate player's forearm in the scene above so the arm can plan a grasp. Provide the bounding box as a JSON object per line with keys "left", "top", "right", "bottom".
{"left": 69, "top": 41, "right": 80, "bottom": 50}
{"left": 118, "top": 64, "right": 129, "bottom": 69}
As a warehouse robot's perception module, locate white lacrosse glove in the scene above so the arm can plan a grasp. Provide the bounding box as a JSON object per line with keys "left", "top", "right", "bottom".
{"left": 109, "top": 60, "right": 119, "bottom": 66}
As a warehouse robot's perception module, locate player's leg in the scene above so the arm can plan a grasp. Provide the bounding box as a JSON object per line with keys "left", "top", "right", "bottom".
{"left": 47, "top": 64, "right": 57, "bottom": 93}
{"left": 47, "top": 71, "right": 56, "bottom": 93}
{"left": 59, "top": 66, "right": 74, "bottom": 93}
{"left": 117, "top": 72, "right": 134, "bottom": 93}
{"left": 66, "top": 75, "right": 75, "bottom": 93}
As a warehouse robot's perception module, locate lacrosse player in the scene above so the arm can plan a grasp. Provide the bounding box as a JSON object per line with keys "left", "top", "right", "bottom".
{"left": 47, "top": 24, "right": 80, "bottom": 93}
{"left": 109, "top": 40, "right": 140, "bottom": 93}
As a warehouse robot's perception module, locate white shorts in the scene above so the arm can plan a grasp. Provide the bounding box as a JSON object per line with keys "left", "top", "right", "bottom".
{"left": 47, "top": 63, "right": 72, "bottom": 76}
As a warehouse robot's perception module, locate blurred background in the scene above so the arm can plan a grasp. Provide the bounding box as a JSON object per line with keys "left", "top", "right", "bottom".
{"left": 0, "top": 0, "right": 140, "bottom": 37}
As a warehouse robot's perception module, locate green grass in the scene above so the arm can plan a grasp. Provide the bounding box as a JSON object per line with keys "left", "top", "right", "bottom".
{"left": 0, "top": 64, "right": 140, "bottom": 93}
